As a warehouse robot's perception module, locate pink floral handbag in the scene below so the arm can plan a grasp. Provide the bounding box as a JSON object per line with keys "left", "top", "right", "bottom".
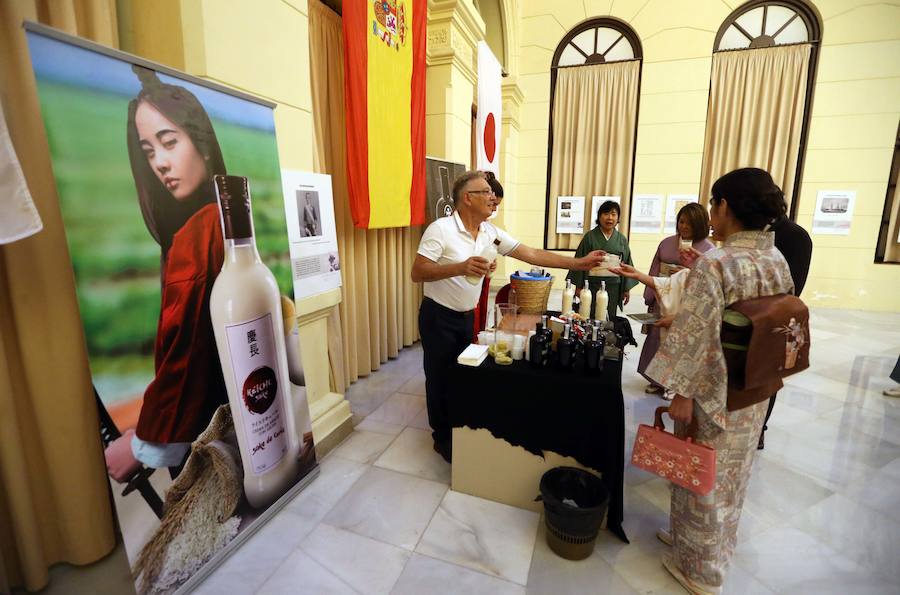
{"left": 631, "top": 407, "right": 716, "bottom": 495}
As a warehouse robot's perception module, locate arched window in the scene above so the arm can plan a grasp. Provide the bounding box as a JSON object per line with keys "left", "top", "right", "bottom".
{"left": 699, "top": 0, "right": 821, "bottom": 217}
{"left": 876, "top": 121, "right": 900, "bottom": 264}
{"left": 544, "top": 19, "right": 642, "bottom": 250}
{"left": 555, "top": 20, "right": 639, "bottom": 66}
{"left": 715, "top": 1, "right": 819, "bottom": 50}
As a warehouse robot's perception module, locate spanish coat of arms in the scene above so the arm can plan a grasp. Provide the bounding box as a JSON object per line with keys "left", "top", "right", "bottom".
{"left": 372, "top": 0, "right": 407, "bottom": 50}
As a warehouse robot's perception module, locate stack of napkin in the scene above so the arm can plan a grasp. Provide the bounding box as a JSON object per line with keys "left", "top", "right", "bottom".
{"left": 457, "top": 343, "right": 489, "bottom": 367}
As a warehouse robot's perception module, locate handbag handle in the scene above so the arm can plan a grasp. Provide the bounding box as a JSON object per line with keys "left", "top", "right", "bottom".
{"left": 654, "top": 405, "right": 700, "bottom": 440}
{"left": 653, "top": 406, "right": 670, "bottom": 430}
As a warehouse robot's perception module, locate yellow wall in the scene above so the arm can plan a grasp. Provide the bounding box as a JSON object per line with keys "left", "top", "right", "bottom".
{"left": 120, "top": 0, "right": 900, "bottom": 311}
{"left": 510, "top": 0, "right": 900, "bottom": 311}
{"left": 123, "top": 0, "right": 315, "bottom": 173}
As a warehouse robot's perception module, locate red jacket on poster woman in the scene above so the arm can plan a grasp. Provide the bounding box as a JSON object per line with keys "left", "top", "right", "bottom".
{"left": 136, "top": 203, "right": 228, "bottom": 444}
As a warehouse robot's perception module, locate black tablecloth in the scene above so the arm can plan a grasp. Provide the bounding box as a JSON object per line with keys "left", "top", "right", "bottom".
{"left": 448, "top": 356, "right": 628, "bottom": 542}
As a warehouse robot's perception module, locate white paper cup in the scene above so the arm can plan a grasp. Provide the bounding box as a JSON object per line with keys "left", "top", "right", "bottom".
{"left": 511, "top": 334, "right": 526, "bottom": 360}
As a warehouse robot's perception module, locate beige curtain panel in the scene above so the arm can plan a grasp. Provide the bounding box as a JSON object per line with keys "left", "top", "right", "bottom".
{"left": 308, "top": 0, "right": 421, "bottom": 392}
{"left": 546, "top": 61, "right": 639, "bottom": 249}
{"left": 0, "top": 1, "right": 119, "bottom": 592}
{"left": 699, "top": 44, "right": 811, "bottom": 210}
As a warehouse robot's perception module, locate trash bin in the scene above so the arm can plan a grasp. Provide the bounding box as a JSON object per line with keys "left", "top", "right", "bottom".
{"left": 536, "top": 466, "right": 608, "bottom": 560}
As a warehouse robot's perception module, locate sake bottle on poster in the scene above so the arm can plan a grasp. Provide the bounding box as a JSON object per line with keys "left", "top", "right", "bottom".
{"left": 210, "top": 174, "right": 300, "bottom": 509}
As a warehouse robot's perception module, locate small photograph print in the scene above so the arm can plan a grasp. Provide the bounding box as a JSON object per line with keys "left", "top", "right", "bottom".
{"left": 560, "top": 211, "right": 571, "bottom": 218}
{"left": 297, "top": 190, "right": 323, "bottom": 238}
{"left": 561, "top": 201, "right": 572, "bottom": 210}
{"left": 328, "top": 251, "right": 340, "bottom": 272}
{"left": 820, "top": 197, "right": 849, "bottom": 214}
{"left": 639, "top": 201, "right": 653, "bottom": 217}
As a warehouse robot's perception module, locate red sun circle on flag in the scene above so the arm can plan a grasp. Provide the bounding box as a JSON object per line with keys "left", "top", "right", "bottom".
{"left": 484, "top": 112, "right": 496, "bottom": 163}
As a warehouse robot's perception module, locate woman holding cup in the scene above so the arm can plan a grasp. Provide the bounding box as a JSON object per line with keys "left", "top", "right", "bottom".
{"left": 637, "top": 203, "right": 714, "bottom": 395}
{"left": 566, "top": 200, "right": 637, "bottom": 321}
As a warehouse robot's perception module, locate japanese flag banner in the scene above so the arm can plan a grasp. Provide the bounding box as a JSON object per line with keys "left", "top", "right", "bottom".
{"left": 476, "top": 41, "right": 502, "bottom": 175}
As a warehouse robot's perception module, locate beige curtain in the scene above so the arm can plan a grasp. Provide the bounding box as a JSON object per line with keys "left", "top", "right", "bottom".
{"left": 308, "top": 0, "right": 422, "bottom": 391}
{"left": 0, "top": 1, "right": 119, "bottom": 592}
{"left": 883, "top": 177, "right": 900, "bottom": 263}
{"left": 547, "top": 61, "right": 639, "bottom": 249}
{"left": 699, "top": 44, "right": 811, "bottom": 210}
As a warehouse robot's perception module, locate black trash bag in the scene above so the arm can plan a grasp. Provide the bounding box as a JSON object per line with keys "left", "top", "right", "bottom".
{"left": 536, "top": 466, "right": 609, "bottom": 538}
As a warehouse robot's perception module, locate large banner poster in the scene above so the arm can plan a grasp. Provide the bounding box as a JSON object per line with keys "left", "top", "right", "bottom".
{"left": 25, "top": 24, "right": 317, "bottom": 594}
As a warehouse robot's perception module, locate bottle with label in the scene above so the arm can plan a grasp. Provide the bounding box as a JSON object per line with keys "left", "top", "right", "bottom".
{"left": 466, "top": 238, "right": 502, "bottom": 285}
{"left": 556, "top": 323, "right": 576, "bottom": 369}
{"left": 578, "top": 280, "right": 593, "bottom": 319}
{"left": 540, "top": 314, "right": 553, "bottom": 343}
{"left": 583, "top": 324, "right": 605, "bottom": 374}
{"left": 596, "top": 280, "right": 609, "bottom": 322}
{"left": 210, "top": 175, "right": 301, "bottom": 509}
{"left": 561, "top": 279, "right": 575, "bottom": 315}
{"left": 528, "top": 322, "right": 549, "bottom": 368}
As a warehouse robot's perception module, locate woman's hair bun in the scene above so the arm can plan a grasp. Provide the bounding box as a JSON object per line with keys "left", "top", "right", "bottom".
{"left": 711, "top": 168, "right": 787, "bottom": 230}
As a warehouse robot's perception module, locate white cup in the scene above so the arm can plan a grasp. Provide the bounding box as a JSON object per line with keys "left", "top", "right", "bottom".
{"left": 511, "top": 334, "right": 526, "bottom": 360}
{"left": 477, "top": 331, "right": 494, "bottom": 346}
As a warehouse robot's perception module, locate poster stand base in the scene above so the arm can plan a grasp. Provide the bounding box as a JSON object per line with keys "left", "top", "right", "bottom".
{"left": 174, "top": 464, "right": 321, "bottom": 594}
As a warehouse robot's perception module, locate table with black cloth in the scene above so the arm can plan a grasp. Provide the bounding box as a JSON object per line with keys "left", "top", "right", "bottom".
{"left": 447, "top": 354, "right": 629, "bottom": 543}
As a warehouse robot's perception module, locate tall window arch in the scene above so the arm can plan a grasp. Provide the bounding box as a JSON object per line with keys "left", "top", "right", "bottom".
{"left": 544, "top": 18, "right": 642, "bottom": 250}
{"left": 699, "top": 0, "right": 822, "bottom": 218}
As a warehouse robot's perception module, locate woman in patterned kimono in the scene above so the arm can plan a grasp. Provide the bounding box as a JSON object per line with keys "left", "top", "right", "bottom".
{"left": 644, "top": 168, "right": 795, "bottom": 594}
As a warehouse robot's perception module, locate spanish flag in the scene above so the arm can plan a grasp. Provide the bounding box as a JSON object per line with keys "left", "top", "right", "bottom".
{"left": 343, "top": 0, "right": 426, "bottom": 229}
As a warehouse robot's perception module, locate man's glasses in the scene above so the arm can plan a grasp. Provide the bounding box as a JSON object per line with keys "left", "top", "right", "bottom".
{"left": 468, "top": 189, "right": 495, "bottom": 197}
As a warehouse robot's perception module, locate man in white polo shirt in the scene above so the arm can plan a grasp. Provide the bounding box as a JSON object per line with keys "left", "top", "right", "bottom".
{"left": 412, "top": 170, "right": 606, "bottom": 462}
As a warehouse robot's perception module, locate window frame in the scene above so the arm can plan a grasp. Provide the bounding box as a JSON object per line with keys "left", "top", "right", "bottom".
{"left": 712, "top": 0, "right": 822, "bottom": 220}
{"left": 543, "top": 17, "right": 643, "bottom": 250}
{"left": 875, "top": 121, "right": 900, "bottom": 265}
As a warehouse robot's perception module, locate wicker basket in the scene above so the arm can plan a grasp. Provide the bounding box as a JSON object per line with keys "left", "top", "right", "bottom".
{"left": 510, "top": 275, "right": 552, "bottom": 314}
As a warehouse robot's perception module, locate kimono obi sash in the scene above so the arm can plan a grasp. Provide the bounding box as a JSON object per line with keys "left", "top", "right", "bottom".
{"left": 721, "top": 294, "right": 811, "bottom": 411}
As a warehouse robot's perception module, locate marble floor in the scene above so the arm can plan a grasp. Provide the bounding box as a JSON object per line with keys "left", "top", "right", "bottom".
{"left": 190, "top": 304, "right": 900, "bottom": 595}
{"left": 34, "top": 304, "right": 900, "bottom": 594}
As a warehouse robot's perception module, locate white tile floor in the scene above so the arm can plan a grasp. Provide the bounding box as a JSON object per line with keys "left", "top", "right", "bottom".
{"left": 191, "top": 304, "right": 900, "bottom": 595}
{"left": 36, "top": 304, "right": 900, "bottom": 595}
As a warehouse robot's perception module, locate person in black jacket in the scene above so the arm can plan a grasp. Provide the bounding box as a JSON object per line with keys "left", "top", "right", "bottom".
{"left": 759, "top": 212, "right": 813, "bottom": 449}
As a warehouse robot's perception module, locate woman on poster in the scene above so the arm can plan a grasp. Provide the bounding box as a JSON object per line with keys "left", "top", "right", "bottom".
{"left": 105, "top": 67, "right": 229, "bottom": 481}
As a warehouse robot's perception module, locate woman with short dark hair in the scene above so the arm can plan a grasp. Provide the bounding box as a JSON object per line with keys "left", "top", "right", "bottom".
{"left": 638, "top": 202, "right": 715, "bottom": 395}
{"left": 566, "top": 200, "right": 638, "bottom": 321}
{"left": 644, "top": 168, "right": 795, "bottom": 593}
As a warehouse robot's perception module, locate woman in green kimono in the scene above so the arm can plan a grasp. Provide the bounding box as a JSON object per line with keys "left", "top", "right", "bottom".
{"left": 566, "top": 200, "right": 638, "bottom": 320}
